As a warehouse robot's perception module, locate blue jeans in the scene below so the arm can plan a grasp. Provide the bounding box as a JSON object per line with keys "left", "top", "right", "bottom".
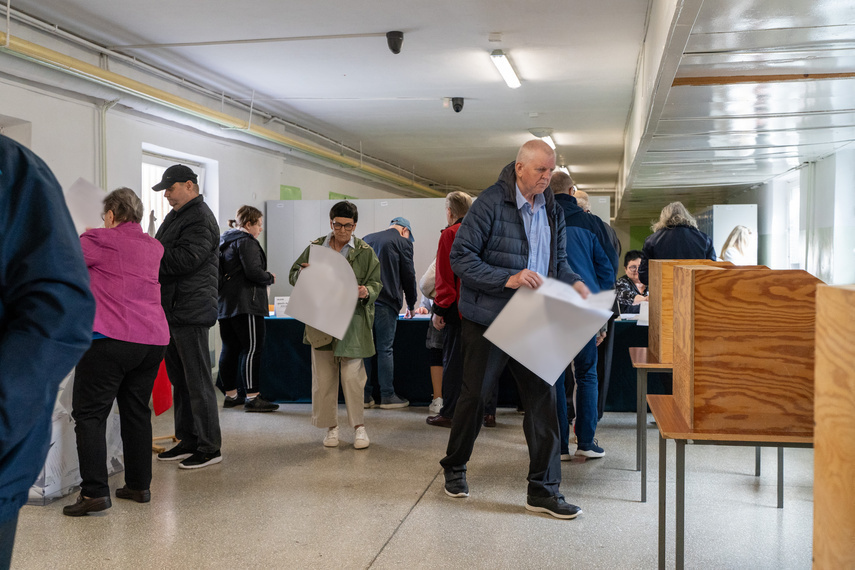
{"left": 365, "top": 303, "right": 398, "bottom": 399}
{"left": 556, "top": 335, "right": 599, "bottom": 452}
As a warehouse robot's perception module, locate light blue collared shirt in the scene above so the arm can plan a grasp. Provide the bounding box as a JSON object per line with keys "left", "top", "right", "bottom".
{"left": 323, "top": 232, "right": 355, "bottom": 257}
{"left": 515, "top": 184, "right": 551, "bottom": 276}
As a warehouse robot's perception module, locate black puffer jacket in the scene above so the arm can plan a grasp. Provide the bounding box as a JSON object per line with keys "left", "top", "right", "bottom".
{"left": 155, "top": 195, "right": 219, "bottom": 327}
{"left": 218, "top": 229, "right": 274, "bottom": 318}
{"left": 638, "top": 224, "right": 716, "bottom": 285}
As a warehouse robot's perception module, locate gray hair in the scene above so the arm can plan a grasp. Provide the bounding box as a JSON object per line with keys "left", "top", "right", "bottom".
{"left": 445, "top": 191, "right": 473, "bottom": 220}
{"left": 104, "top": 187, "right": 143, "bottom": 224}
{"left": 651, "top": 201, "right": 698, "bottom": 232}
{"left": 549, "top": 172, "right": 574, "bottom": 194}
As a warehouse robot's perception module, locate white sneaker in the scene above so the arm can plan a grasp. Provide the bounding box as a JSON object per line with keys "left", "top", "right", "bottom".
{"left": 429, "top": 397, "right": 443, "bottom": 414}
{"left": 323, "top": 426, "right": 339, "bottom": 447}
{"left": 354, "top": 426, "right": 370, "bottom": 449}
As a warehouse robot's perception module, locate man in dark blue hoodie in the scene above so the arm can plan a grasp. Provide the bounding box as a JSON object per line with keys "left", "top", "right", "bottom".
{"left": 0, "top": 135, "right": 95, "bottom": 565}
{"left": 550, "top": 172, "right": 615, "bottom": 459}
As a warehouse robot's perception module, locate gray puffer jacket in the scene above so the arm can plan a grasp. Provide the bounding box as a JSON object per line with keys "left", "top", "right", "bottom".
{"left": 450, "top": 161, "right": 582, "bottom": 326}
{"left": 155, "top": 195, "right": 219, "bottom": 327}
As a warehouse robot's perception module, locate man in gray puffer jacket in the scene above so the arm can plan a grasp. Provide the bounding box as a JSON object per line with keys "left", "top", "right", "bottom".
{"left": 153, "top": 164, "right": 223, "bottom": 470}
{"left": 439, "top": 140, "right": 590, "bottom": 520}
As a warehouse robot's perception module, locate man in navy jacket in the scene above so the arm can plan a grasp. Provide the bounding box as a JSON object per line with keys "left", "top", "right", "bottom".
{"left": 440, "top": 140, "right": 590, "bottom": 520}
{"left": 0, "top": 135, "right": 95, "bottom": 564}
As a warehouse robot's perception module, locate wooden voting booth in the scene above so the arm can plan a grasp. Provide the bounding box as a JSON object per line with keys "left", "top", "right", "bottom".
{"left": 814, "top": 285, "right": 855, "bottom": 569}
{"left": 648, "top": 265, "right": 821, "bottom": 569}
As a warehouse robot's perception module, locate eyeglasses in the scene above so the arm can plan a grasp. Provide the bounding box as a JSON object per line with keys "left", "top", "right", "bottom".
{"left": 332, "top": 222, "right": 354, "bottom": 231}
{"left": 626, "top": 265, "right": 640, "bottom": 272}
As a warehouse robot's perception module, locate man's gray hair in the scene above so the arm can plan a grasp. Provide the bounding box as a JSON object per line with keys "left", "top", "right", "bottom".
{"left": 549, "top": 172, "right": 574, "bottom": 194}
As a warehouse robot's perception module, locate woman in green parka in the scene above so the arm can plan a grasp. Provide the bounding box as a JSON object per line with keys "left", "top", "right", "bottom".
{"left": 289, "top": 201, "right": 382, "bottom": 450}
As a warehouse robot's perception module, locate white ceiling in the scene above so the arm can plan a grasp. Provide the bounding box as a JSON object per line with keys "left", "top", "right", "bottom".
{"left": 6, "top": 0, "right": 855, "bottom": 225}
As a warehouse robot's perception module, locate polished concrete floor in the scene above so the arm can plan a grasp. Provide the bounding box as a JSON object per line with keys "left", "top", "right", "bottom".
{"left": 14, "top": 403, "right": 814, "bottom": 569}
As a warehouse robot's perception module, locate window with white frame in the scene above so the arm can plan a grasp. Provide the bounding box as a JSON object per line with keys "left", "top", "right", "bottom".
{"left": 141, "top": 152, "right": 206, "bottom": 235}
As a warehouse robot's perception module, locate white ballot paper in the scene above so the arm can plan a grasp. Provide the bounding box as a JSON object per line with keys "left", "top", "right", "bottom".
{"left": 484, "top": 278, "right": 614, "bottom": 385}
{"left": 636, "top": 301, "right": 650, "bottom": 327}
{"left": 287, "top": 245, "right": 358, "bottom": 340}
{"left": 64, "top": 177, "right": 105, "bottom": 235}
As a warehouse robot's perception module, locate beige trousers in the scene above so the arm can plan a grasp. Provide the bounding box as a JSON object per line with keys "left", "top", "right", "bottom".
{"left": 310, "top": 348, "right": 367, "bottom": 429}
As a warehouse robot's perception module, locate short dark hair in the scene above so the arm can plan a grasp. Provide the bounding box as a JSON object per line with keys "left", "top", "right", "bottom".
{"left": 104, "top": 187, "right": 143, "bottom": 224}
{"left": 329, "top": 200, "right": 358, "bottom": 223}
{"left": 624, "top": 249, "right": 645, "bottom": 268}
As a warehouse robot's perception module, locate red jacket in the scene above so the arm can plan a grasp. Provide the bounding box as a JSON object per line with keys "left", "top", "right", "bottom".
{"left": 433, "top": 220, "right": 462, "bottom": 318}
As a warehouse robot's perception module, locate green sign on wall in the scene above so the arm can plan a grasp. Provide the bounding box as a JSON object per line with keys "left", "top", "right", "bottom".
{"left": 279, "top": 185, "right": 301, "bottom": 200}
{"left": 329, "top": 191, "right": 356, "bottom": 200}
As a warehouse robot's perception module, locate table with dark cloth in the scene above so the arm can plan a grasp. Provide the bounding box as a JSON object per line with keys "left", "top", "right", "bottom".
{"left": 258, "top": 316, "right": 669, "bottom": 411}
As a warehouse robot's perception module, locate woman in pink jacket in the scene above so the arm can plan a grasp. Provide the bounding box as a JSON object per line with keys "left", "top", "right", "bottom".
{"left": 63, "top": 188, "right": 170, "bottom": 517}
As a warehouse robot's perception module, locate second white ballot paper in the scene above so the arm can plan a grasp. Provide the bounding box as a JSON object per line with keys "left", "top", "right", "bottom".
{"left": 287, "top": 244, "right": 359, "bottom": 340}
{"left": 483, "top": 277, "right": 614, "bottom": 385}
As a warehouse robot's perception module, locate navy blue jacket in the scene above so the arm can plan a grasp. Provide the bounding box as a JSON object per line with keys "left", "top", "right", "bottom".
{"left": 0, "top": 135, "right": 95, "bottom": 523}
{"left": 556, "top": 194, "right": 619, "bottom": 274}
{"left": 362, "top": 227, "right": 417, "bottom": 312}
{"left": 638, "top": 225, "right": 716, "bottom": 285}
{"left": 450, "top": 161, "right": 582, "bottom": 326}
{"left": 555, "top": 194, "right": 615, "bottom": 293}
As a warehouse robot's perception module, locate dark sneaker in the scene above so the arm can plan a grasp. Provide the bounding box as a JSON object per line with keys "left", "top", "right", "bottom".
{"left": 62, "top": 494, "right": 112, "bottom": 517}
{"left": 364, "top": 395, "right": 376, "bottom": 409}
{"left": 575, "top": 439, "right": 605, "bottom": 458}
{"left": 379, "top": 394, "right": 409, "bottom": 409}
{"left": 157, "top": 444, "right": 194, "bottom": 462}
{"left": 223, "top": 395, "right": 246, "bottom": 408}
{"left": 178, "top": 450, "right": 222, "bottom": 470}
{"left": 443, "top": 469, "right": 469, "bottom": 498}
{"left": 525, "top": 495, "right": 582, "bottom": 519}
{"left": 244, "top": 396, "right": 279, "bottom": 412}
{"left": 115, "top": 486, "right": 151, "bottom": 503}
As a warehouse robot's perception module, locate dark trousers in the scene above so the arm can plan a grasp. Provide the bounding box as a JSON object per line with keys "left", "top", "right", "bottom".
{"left": 165, "top": 326, "right": 221, "bottom": 454}
{"left": 72, "top": 339, "right": 166, "bottom": 497}
{"left": 0, "top": 513, "right": 18, "bottom": 570}
{"left": 438, "top": 313, "right": 463, "bottom": 418}
{"left": 218, "top": 314, "right": 266, "bottom": 394}
{"left": 440, "top": 319, "right": 562, "bottom": 498}
{"left": 596, "top": 315, "right": 616, "bottom": 419}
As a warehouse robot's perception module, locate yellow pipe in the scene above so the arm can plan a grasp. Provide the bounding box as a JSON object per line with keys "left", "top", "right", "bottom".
{"left": 0, "top": 32, "right": 446, "bottom": 198}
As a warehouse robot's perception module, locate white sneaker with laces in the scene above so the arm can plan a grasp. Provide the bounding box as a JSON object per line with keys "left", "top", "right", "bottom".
{"left": 354, "top": 426, "right": 370, "bottom": 449}
{"left": 429, "top": 397, "right": 443, "bottom": 414}
{"left": 323, "top": 426, "right": 339, "bottom": 447}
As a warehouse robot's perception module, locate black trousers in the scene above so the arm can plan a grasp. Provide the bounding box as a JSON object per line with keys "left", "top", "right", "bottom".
{"left": 72, "top": 339, "right": 166, "bottom": 498}
{"left": 0, "top": 513, "right": 17, "bottom": 570}
{"left": 218, "top": 314, "right": 266, "bottom": 394}
{"left": 438, "top": 313, "right": 463, "bottom": 418}
{"left": 595, "top": 315, "right": 616, "bottom": 419}
{"left": 440, "top": 319, "right": 562, "bottom": 498}
{"left": 165, "top": 325, "right": 221, "bottom": 454}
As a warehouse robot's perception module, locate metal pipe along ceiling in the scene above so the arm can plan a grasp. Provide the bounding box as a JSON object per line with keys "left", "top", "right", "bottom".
{"left": 0, "top": 31, "right": 446, "bottom": 198}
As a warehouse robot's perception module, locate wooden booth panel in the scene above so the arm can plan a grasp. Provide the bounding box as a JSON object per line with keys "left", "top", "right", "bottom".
{"left": 673, "top": 266, "right": 819, "bottom": 434}
{"left": 648, "top": 259, "right": 733, "bottom": 364}
{"left": 814, "top": 285, "right": 855, "bottom": 569}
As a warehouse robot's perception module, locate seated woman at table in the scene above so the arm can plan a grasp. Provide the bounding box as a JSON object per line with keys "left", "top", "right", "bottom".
{"left": 64, "top": 188, "right": 170, "bottom": 517}
{"left": 615, "top": 250, "right": 648, "bottom": 314}
{"left": 218, "top": 205, "right": 278, "bottom": 412}
{"left": 288, "top": 201, "right": 381, "bottom": 450}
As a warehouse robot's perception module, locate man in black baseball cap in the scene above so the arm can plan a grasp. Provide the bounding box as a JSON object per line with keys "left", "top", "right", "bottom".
{"left": 152, "top": 164, "right": 198, "bottom": 191}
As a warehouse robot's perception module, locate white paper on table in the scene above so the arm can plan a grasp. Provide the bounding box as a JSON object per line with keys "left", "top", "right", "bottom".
{"left": 483, "top": 277, "right": 614, "bottom": 385}
{"left": 273, "top": 296, "right": 290, "bottom": 318}
{"left": 64, "top": 177, "right": 106, "bottom": 235}
{"left": 636, "top": 301, "right": 649, "bottom": 326}
{"left": 287, "top": 245, "right": 358, "bottom": 339}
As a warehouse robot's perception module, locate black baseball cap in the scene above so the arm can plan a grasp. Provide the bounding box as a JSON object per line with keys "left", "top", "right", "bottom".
{"left": 152, "top": 164, "right": 198, "bottom": 191}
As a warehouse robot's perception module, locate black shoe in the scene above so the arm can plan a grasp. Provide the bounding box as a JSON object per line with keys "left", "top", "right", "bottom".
{"left": 426, "top": 414, "right": 453, "bottom": 428}
{"left": 179, "top": 450, "right": 222, "bottom": 470}
{"left": 62, "top": 494, "right": 111, "bottom": 517}
{"left": 443, "top": 469, "right": 469, "bottom": 498}
{"left": 483, "top": 414, "right": 496, "bottom": 427}
{"left": 525, "top": 494, "right": 582, "bottom": 519}
{"left": 244, "top": 396, "right": 279, "bottom": 412}
{"left": 157, "top": 444, "right": 194, "bottom": 462}
{"left": 115, "top": 486, "right": 151, "bottom": 503}
{"left": 223, "top": 395, "right": 246, "bottom": 408}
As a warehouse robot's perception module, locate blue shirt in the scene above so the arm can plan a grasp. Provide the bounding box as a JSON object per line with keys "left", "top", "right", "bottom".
{"left": 322, "top": 232, "right": 354, "bottom": 257}
{"left": 515, "top": 185, "right": 550, "bottom": 276}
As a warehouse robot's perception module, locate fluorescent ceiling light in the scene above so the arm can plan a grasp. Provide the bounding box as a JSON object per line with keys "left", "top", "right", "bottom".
{"left": 490, "top": 50, "right": 521, "bottom": 89}
{"left": 528, "top": 128, "right": 556, "bottom": 149}
{"left": 557, "top": 166, "right": 570, "bottom": 175}
{"left": 541, "top": 135, "right": 556, "bottom": 149}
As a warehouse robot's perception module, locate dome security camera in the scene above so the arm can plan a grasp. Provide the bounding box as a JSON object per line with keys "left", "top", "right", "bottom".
{"left": 386, "top": 31, "right": 404, "bottom": 54}
{"left": 452, "top": 97, "right": 464, "bottom": 113}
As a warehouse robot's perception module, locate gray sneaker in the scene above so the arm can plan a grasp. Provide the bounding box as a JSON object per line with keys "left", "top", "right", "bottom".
{"left": 443, "top": 469, "right": 469, "bottom": 498}
{"left": 379, "top": 394, "right": 409, "bottom": 409}
{"left": 364, "top": 394, "right": 375, "bottom": 409}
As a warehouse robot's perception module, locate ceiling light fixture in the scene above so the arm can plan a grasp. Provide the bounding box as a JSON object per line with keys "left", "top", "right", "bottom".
{"left": 557, "top": 166, "right": 570, "bottom": 175}
{"left": 528, "top": 128, "right": 556, "bottom": 149}
{"left": 490, "top": 50, "right": 521, "bottom": 89}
